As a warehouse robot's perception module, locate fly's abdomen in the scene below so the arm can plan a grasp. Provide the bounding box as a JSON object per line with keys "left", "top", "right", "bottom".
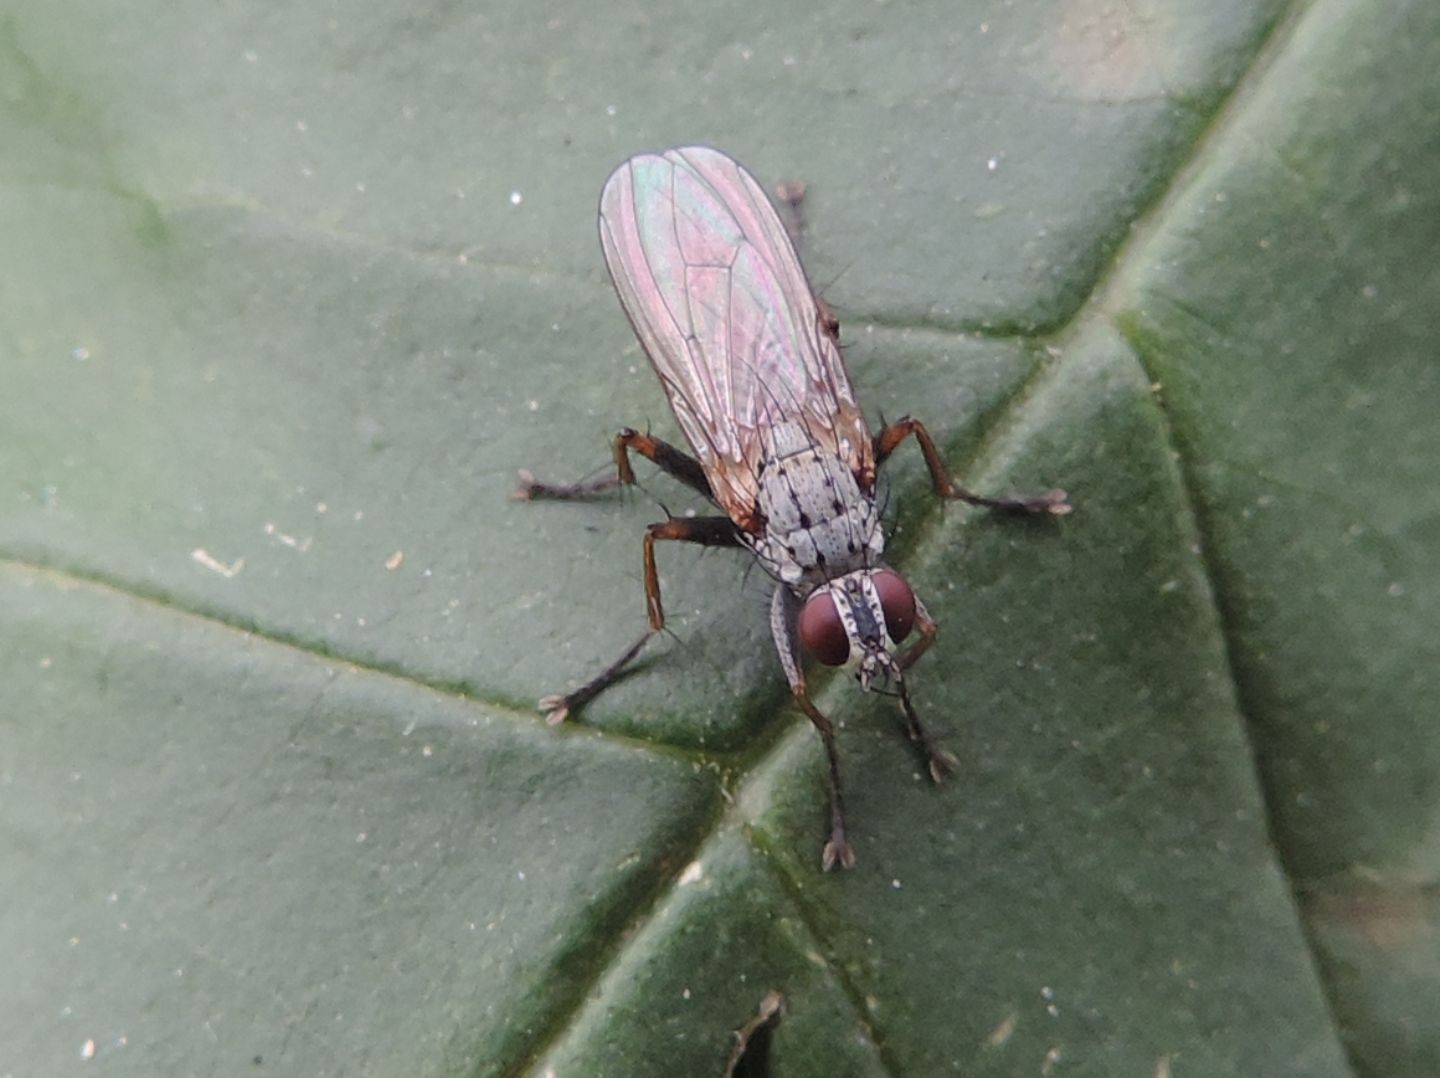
{"left": 752, "top": 422, "right": 882, "bottom": 585}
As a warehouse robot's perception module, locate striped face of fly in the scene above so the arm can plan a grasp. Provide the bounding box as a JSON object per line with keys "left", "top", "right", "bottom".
{"left": 796, "top": 568, "right": 918, "bottom": 687}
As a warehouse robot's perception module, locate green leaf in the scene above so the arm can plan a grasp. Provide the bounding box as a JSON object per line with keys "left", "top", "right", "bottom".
{"left": 3, "top": 0, "right": 1435, "bottom": 1074}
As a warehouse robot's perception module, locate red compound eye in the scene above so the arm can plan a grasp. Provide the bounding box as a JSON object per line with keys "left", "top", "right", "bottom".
{"left": 798, "top": 591, "right": 851, "bottom": 666}
{"left": 873, "top": 569, "right": 916, "bottom": 643}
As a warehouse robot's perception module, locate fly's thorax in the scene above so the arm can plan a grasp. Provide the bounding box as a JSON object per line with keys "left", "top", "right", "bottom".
{"left": 748, "top": 421, "right": 883, "bottom": 586}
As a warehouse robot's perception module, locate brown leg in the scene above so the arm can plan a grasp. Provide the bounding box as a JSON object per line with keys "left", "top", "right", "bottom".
{"left": 772, "top": 180, "right": 843, "bottom": 348}
{"left": 896, "top": 600, "right": 938, "bottom": 673}
{"left": 769, "top": 586, "right": 855, "bottom": 870}
{"left": 814, "top": 297, "right": 841, "bottom": 346}
{"left": 873, "top": 416, "right": 1071, "bottom": 515}
{"left": 794, "top": 688, "right": 855, "bottom": 871}
{"left": 514, "top": 428, "right": 714, "bottom": 502}
{"left": 538, "top": 630, "right": 654, "bottom": 725}
{"left": 539, "top": 514, "right": 742, "bottom": 723}
{"left": 894, "top": 679, "right": 959, "bottom": 784}
{"left": 888, "top": 597, "right": 957, "bottom": 781}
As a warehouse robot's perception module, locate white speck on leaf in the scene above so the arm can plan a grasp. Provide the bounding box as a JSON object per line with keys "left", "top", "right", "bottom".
{"left": 986, "top": 1012, "right": 1017, "bottom": 1046}
{"left": 191, "top": 549, "right": 244, "bottom": 578}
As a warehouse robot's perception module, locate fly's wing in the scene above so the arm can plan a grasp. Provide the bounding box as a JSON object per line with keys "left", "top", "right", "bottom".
{"left": 598, "top": 146, "right": 875, "bottom": 534}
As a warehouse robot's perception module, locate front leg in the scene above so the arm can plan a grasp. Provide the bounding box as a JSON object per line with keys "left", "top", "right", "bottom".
{"left": 873, "top": 416, "right": 1071, "bottom": 515}
{"left": 539, "top": 514, "right": 742, "bottom": 723}
{"left": 896, "top": 592, "right": 938, "bottom": 673}
{"left": 771, "top": 586, "right": 855, "bottom": 870}
{"left": 515, "top": 428, "right": 714, "bottom": 501}
{"left": 885, "top": 592, "right": 957, "bottom": 780}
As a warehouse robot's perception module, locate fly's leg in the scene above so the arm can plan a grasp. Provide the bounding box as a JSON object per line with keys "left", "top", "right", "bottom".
{"left": 538, "top": 514, "right": 742, "bottom": 723}
{"left": 796, "top": 690, "right": 856, "bottom": 871}
{"left": 773, "top": 180, "right": 842, "bottom": 347}
{"left": 873, "top": 416, "right": 1071, "bottom": 515}
{"left": 895, "top": 684, "right": 959, "bottom": 784}
{"left": 774, "top": 179, "right": 808, "bottom": 248}
{"left": 888, "top": 595, "right": 959, "bottom": 781}
{"left": 523, "top": 431, "right": 730, "bottom": 722}
{"left": 538, "top": 631, "right": 653, "bottom": 725}
{"left": 515, "top": 429, "right": 713, "bottom": 501}
{"left": 513, "top": 466, "right": 618, "bottom": 499}
{"left": 771, "top": 587, "right": 855, "bottom": 870}
{"left": 895, "top": 596, "right": 938, "bottom": 673}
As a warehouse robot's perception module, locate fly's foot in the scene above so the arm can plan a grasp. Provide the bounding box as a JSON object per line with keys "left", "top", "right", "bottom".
{"left": 954, "top": 486, "right": 1071, "bottom": 516}
{"left": 511, "top": 469, "right": 542, "bottom": 500}
{"left": 1013, "top": 488, "right": 1071, "bottom": 516}
{"left": 822, "top": 829, "right": 857, "bottom": 872}
{"left": 898, "top": 693, "right": 959, "bottom": 781}
{"left": 512, "top": 468, "right": 621, "bottom": 501}
{"left": 905, "top": 723, "right": 958, "bottom": 783}
{"left": 927, "top": 746, "right": 960, "bottom": 784}
{"left": 537, "top": 693, "right": 573, "bottom": 726}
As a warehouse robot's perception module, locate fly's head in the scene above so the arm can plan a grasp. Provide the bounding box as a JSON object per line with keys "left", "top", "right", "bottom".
{"left": 796, "top": 568, "right": 917, "bottom": 690}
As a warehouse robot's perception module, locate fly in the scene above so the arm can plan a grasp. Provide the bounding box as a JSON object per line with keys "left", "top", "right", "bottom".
{"left": 517, "top": 146, "right": 1069, "bottom": 870}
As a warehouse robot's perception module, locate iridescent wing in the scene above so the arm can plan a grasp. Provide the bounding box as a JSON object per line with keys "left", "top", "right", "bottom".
{"left": 598, "top": 146, "right": 875, "bottom": 534}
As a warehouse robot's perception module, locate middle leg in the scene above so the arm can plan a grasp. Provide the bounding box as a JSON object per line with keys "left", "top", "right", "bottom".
{"left": 539, "top": 514, "right": 742, "bottom": 723}
{"left": 873, "top": 416, "right": 1071, "bottom": 515}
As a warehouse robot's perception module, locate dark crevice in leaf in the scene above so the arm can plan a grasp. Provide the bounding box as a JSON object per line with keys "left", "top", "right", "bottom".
{"left": 723, "top": 990, "right": 786, "bottom": 1078}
